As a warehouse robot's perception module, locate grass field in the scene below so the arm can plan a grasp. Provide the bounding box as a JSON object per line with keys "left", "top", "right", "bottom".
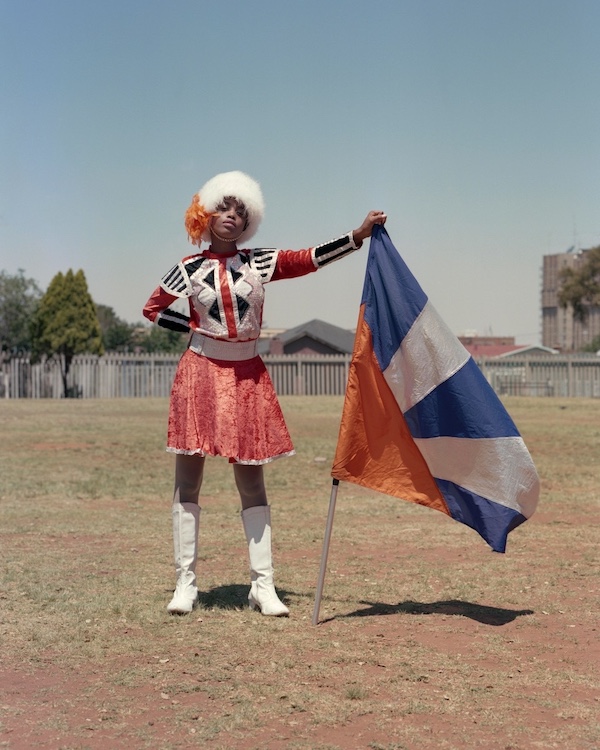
{"left": 1, "top": 396, "right": 599, "bottom": 749}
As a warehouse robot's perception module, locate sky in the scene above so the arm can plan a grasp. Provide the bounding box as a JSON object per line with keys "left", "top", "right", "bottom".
{"left": 1, "top": 0, "right": 599, "bottom": 344}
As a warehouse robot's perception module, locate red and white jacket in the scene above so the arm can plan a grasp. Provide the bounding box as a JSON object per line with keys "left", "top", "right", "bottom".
{"left": 142, "top": 233, "right": 359, "bottom": 342}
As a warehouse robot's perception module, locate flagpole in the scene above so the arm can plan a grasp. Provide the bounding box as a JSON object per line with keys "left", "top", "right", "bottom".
{"left": 312, "top": 478, "right": 340, "bottom": 626}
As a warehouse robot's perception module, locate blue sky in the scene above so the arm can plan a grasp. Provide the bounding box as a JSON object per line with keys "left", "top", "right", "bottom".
{"left": 1, "top": 0, "right": 598, "bottom": 344}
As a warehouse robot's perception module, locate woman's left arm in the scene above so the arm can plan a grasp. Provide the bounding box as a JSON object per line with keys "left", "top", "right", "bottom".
{"left": 269, "top": 210, "right": 388, "bottom": 282}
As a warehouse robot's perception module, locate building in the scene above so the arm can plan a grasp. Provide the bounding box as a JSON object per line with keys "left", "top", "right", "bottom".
{"left": 541, "top": 247, "right": 600, "bottom": 351}
{"left": 458, "top": 335, "right": 556, "bottom": 359}
{"left": 258, "top": 319, "right": 355, "bottom": 356}
{"left": 458, "top": 335, "right": 521, "bottom": 358}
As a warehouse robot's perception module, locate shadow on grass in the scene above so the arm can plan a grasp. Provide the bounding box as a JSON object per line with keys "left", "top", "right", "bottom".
{"left": 197, "top": 584, "right": 292, "bottom": 611}
{"left": 332, "top": 599, "right": 534, "bottom": 626}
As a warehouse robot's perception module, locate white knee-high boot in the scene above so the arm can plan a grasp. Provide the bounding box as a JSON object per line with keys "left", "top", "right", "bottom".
{"left": 241, "top": 505, "right": 289, "bottom": 617}
{"left": 167, "top": 502, "right": 200, "bottom": 614}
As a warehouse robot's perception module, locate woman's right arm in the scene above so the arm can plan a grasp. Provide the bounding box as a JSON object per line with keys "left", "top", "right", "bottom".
{"left": 143, "top": 285, "right": 191, "bottom": 333}
{"left": 142, "top": 256, "right": 204, "bottom": 332}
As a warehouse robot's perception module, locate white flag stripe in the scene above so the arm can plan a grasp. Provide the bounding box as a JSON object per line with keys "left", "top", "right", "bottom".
{"left": 414, "top": 436, "right": 540, "bottom": 517}
{"left": 383, "top": 301, "right": 470, "bottom": 413}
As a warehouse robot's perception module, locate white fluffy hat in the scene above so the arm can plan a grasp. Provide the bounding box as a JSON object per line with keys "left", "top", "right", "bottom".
{"left": 197, "top": 170, "right": 265, "bottom": 244}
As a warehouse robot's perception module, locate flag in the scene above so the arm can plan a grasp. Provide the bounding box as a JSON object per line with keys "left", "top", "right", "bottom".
{"left": 331, "top": 225, "right": 539, "bottom": 553}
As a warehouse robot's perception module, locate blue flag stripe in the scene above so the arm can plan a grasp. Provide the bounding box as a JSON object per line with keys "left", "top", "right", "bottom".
{"left": 363, "top": 226, "right": 428, "bottom": 372}
{"left": 436, "top": 477, "right": 528, "bottom": 553}
{"left": 403, "top": 358, "right": 520, "bottom": 439}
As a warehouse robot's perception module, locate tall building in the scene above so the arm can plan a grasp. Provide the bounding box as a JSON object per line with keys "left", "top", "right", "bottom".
{"left": 541, "top": 247, "right": 600, "bottom": 351}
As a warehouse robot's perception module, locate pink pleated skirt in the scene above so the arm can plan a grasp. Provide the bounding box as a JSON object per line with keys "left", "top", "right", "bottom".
{"left": 167, "top": 349, "right": 295, "bottom": 464}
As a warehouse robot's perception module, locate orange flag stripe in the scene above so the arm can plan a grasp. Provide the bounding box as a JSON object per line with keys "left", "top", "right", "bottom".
{"left": 331, "top": 306, "right": 450, "bottom": 515}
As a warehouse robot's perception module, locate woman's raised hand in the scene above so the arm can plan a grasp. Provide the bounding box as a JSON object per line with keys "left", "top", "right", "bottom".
{"left": 352, "top": 210, "right": 387, "bottom": 246}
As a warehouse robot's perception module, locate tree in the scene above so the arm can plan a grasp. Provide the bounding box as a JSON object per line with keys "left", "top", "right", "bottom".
{"left": 30, "top": 269, "right": 103, "bottom": 396}
{"left": 0, "top": 269, "right": 42, "bottom": 354}
{"left": 559, "top": 246, "right": 600, "bottom": 321}
{"left": 582, "top": 334, "right": 600, "bottom": 354}
{"left": 96, "top": 303, "right": 188, "bottom": 353}
{"left": 133, "top": 324, "right": 187, "bottom": 354}
{"left": 96, "top": 303, "right": 136, "bottom": 351}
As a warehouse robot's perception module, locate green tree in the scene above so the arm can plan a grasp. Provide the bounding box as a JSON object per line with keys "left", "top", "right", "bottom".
{"left": 0, "top": 269, "right": 42, "bottom": 354}
{"left": 96, "top": 303, "right": 136, "bottom": 351}
{"left": 133, "top": 324, "right": 187, "bottom": 354}
{"left": 96, "top": 303, "right": 188, "bottom": 354}
{"left": 31, "top": 269, "right": 103, "bottom": 396}
{"left": 582, "top": 334, "right": 600, "bottom": 354}
{"left": 559, "top": 246, "right": 600, "bottom": 322}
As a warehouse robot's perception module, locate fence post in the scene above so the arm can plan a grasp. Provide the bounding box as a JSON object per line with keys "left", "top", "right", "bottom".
{"left": 295, "top": 356, "right": 305, "bottom": 395}
{"left": 567, "top": 357, "right": 573, "bottom": 397}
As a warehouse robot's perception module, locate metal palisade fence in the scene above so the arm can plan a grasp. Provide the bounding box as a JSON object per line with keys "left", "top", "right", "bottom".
{"left": 1, "top": 352, "right": 600, "bottom": 399}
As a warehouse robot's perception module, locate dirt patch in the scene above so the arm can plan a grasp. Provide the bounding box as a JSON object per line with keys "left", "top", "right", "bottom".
{"left": 2, "top": 520, "right": 598, "bottom": 750}
{"left": 1, "top": 397, "right": 599, "bottom": 749}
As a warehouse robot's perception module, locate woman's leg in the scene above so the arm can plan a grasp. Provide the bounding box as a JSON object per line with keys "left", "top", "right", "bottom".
{"left": 167, "top": 454, "right": 205, "bottom": 614}
{"left": 174, "top": 453, "right": 205, "bottom": 505}
{"left": 232, "top": 464, "right": 267, "bottom": 509}
{"left": 235, "top": 464, "right": 289, "bottom": 616}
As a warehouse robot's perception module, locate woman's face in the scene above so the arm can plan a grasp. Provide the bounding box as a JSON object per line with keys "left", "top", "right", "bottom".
{"left": 210, "top": 197, "right": 248, "bottom": 241}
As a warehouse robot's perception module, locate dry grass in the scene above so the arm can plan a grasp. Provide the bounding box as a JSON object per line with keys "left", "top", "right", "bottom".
{"left": 0, "top": 396, "right": 599, "bottom": 749}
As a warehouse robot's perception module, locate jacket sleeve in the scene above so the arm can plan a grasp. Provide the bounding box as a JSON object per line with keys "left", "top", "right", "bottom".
{"left": 142, "top": 286, "right": 191, "bottom": 333}
{"left": 271, "top": 232, "right": 359, "bottom": 282}
{"left": 142, "top": 257, "right": 203, "bottom": 333}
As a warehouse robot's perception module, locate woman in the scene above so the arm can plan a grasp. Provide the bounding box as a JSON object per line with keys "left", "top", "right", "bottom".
{"left": 143, "top": 170, "right": 386, "bottom": 616}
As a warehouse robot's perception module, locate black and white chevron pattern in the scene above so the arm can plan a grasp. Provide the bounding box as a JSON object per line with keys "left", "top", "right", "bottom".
{"left": 313, "top": 234, "right": 356, "bottom": 267}
{"left": 157, "top": 308, "right": 190, "bottom": 333}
